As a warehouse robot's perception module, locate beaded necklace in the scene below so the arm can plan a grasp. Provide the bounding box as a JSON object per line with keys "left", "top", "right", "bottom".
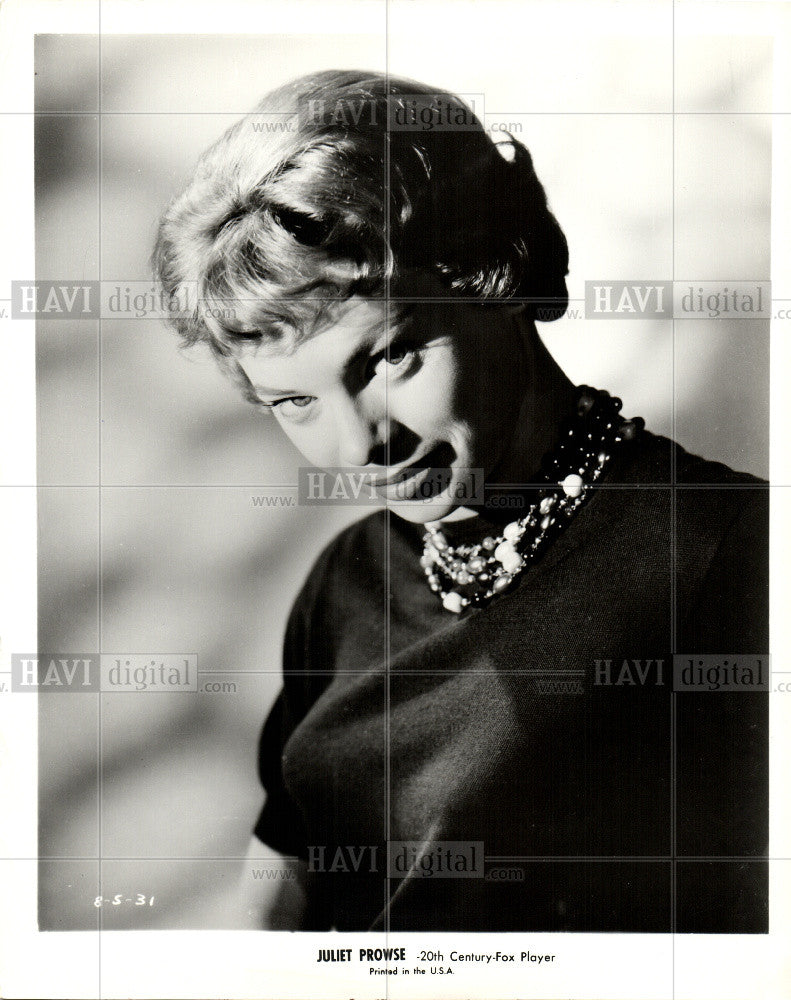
{"left": 421, "top": 386, "right": 644, "bottom": 613}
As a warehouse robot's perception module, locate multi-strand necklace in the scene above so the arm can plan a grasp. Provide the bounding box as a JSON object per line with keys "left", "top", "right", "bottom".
{"left": 421, "top": 386, "right": 644, "bottom": 613}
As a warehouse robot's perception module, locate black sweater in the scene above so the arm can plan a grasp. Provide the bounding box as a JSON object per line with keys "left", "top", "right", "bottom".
{"left": 254, "top": 432, "right": 768, "bottom": 932}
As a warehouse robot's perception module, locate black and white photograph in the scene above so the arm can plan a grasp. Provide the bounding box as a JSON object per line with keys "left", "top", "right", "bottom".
{"left": 1, "top": 1, "right": 789, "bottom": 998}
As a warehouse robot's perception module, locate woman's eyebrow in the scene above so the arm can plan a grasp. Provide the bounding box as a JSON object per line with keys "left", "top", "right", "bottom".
{"left": 389, "top": 301, "right": 417, "bottom": 322}
{"left": 233, "top": 360, "right": 287, "bottom": 401}
{"left": 252, "top": 382, "right": 301, "bottom": 397}
{"left": 370, "top": 303, "right": 417, "bottom": 347}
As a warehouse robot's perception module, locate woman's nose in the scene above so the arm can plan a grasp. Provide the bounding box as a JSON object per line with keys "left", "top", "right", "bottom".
{"left": 335, "top": 396, "right": 390, "bottom": 468}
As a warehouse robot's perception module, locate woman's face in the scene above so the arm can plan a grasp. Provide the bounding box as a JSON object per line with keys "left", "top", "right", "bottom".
{"left": 237, "top": 276, "right": 527, "bottom": 523}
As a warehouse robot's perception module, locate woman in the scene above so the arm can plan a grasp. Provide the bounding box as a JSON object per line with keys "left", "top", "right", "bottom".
{"left": 153, "top": 70, "right": 768, "bottom": 933}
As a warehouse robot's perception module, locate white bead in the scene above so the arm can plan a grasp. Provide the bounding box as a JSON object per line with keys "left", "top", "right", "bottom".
{"left": 539, "top": 497, "right": 554, "bottom": 514}
{"left": 442, "top": 591, "right": 464, "bottom": 614}
{"left": 503, "top": 521, "right": 522, "bottom": 542}
{"left": 494, "top": 541, "right": 515, "bottom": 564}
{"left": 500, "top": 551, "right": 524, "bottom": 574}
{"left": 561, "top": 473, "right": 584, "bottom": 499}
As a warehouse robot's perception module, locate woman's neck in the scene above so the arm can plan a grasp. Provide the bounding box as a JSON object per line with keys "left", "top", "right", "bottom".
{"left": 438, "top": 318, "right": 577, "bottom": 527}
{"left": 487, "top": 320, "right": 577, "bottom": 490}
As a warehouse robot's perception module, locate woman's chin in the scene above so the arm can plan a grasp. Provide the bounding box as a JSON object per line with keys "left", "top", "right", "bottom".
{"left": 383, "top": 476, "right": 480, "bottom": 524}
{"left": 384, "top": 496, "right": 459, "bottom": 524}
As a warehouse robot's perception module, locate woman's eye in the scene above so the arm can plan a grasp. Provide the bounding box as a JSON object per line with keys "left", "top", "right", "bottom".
{"left": 375, "top": 343, "right": 418, "bottom": 375}
{"left": 387, "top": 345, "right": 410, "bottom": 365}
{"left": 264, "top": 395, "right": 315, "bottom": 417}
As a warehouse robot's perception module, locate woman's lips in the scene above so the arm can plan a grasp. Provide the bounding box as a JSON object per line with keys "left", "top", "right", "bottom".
{"left": 372, "top": 443, "right": 456, "bottom": 501}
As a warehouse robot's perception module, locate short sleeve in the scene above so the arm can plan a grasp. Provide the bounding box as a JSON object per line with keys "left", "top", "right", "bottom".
{"left": 253, "top": 688, "right": 310, "bottom": 857}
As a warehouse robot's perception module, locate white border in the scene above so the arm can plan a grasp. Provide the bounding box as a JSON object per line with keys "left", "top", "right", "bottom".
{"left": 1, "top": 1, "right": 789, "bottom": 998}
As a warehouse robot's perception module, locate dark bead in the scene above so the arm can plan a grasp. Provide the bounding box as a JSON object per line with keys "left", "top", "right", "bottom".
{"left": 611, "top": 396, "right": 622, "bottom": 411}
{"left": 621, "top": 418, "right": 644, "bottom": 441}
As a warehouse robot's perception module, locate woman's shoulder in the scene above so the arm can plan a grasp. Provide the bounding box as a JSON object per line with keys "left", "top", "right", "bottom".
{"left": 306, "top": 510, "right": 389, "bottom": 576}
{"left": 287, "top": 511, "right": 389, "bottom": 618}
{"left": 635, "top": 431, "right": 767, "bottom": 538}
{"left": 622, "top": 432, "right": 768, "bottom": 627}
{"left": 619, "top": 431, "right": 767, "bottom": 543}
{"left": 622, "top": 430, "right": 766, "bottom": 487}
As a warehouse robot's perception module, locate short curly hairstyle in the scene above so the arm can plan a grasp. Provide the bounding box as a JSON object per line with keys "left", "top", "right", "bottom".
{"left": 152, "top": 69, "right": 569, "bottom": 363}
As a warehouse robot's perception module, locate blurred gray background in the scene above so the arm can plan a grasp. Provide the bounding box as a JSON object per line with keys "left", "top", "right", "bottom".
{"left": 35, "top": 30, "right": 770, "bottom": 929}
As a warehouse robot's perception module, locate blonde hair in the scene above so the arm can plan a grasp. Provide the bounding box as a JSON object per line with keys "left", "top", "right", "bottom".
{"left": 152, "top": 69, "right": 569, "bottom": 368}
